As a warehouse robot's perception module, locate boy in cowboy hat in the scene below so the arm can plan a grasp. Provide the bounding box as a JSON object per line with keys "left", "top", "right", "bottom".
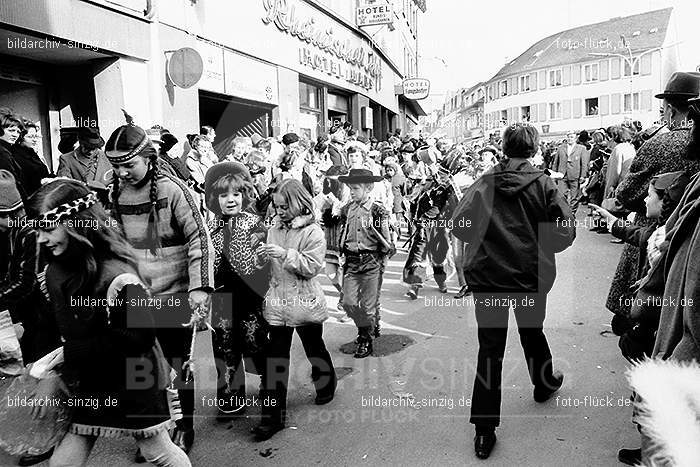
{"left": 337, "top": 168, "right": 394, "bottom": 358}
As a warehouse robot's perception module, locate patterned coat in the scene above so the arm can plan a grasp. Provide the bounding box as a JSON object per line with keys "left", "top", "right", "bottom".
{"left": 606, "top": 127, "right": 700, "bottom": 315}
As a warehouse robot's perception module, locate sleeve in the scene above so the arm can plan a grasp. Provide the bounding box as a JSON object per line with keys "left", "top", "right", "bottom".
{"left": 0, "top": 229, "right": 38, "bottom": 317}
{"left": 168, "top": 179, "right": 215, "bottom": 292}
{"left": 615, "top": 146, "right": 657, "bottom": 213}
{"left": 610, "top": 220, "right": 653, "bottom": 249}
{"left": 282, "top": 225, "right": 325, "bottom": 279}
{"left": 62, "top": 282, "right": 156, "bottom": 369}
{"left": 580, "top": 148, "right": 590, "bottom": 178}
{"left": 544, "top": 178, "right": 576, "bottom": 253}
{"left": 55, "top": 155, "right": 70, "bottom": 178}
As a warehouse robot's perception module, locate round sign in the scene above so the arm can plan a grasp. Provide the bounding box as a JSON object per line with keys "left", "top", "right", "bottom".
{"left": 167, "top": 47, "right": 204, "bottom": 89}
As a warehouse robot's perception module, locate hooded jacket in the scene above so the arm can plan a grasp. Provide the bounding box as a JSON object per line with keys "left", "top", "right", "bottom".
{"left": 451, "top": 158, "right": 575, "bottom": 293}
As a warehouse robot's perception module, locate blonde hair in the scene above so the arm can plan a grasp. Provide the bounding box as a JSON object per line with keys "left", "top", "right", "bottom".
{"left": 273, "top": 178, "right": 316, "bottom": 222}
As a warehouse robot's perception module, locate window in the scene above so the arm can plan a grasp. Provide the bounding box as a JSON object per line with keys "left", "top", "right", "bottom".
{"left": 519, "top": 75, "right": 531, "bottom": 92}
{"left": 499, "top": 80, "right": 509, "bottom": 97}
{"left": 500, "top": 110, "right": 508, "bottom": 125}
{"left": 521, "top": 106, "right": 531, "bottom": 122}
{"left": 549, "top": 69, "right": 562, "bottom": 87}
{"left": 549, "top": 102, "right": 562, "bottom": 120}
{"left": 585, "top": 98, "right": 599, "bottom": 116}
{"left": 623, "top": 60, "right": 640, "bottom": 77}
{"left": 584, "top": 64, "right": 599, "bottom": 82}
{"left": 623, "top": 92, "right": 640, "bottom": 112}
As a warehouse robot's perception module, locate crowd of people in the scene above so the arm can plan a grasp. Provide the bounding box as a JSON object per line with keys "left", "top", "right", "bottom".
{"left": 0, "top": 70, "right": 699, "bottom": 466}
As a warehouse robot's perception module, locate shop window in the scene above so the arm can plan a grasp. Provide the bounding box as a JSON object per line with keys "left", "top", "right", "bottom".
{"left": 299, "top": 82, "right": 321, "bottom": 110}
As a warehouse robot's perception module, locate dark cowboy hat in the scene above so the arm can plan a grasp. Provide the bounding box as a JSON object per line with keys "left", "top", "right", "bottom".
{"left": 578, "top": 130, "right": 591, "bottom": 142}
{"left": 655, "top": 72, "right": 700, "bottom": 100}
{"left": 338, "top": 168, "right": 384, "bottom": 184}
{"left": 78, "top": 127, "right": 105, "bottom": 148}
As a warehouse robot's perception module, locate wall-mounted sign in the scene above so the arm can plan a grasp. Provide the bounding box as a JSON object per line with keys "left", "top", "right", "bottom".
{"left": 403, "top": 78, "right": 430, "bottom": 100}
{"left": 224, "top": 50, "right": 279, "bottom": 105}
{"left": 167, "top": 47, "right": 203, "bottom": 89}
{"left": 357, "top": 2, "right": 393, "bottom": 27}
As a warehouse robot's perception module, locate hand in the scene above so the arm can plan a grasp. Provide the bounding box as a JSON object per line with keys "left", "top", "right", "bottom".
{"left": 262, "top": 244, "right": 287, "bottom": 259}
{"left": 13, "top": 323, "right": 24, "bottom": 340}
{"left": 188, "top": 289, "right": 210, "bottom": 311}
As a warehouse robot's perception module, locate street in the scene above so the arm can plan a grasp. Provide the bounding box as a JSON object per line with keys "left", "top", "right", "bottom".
{"left": 68, "top": 212, "right": 636, "bottom": 467}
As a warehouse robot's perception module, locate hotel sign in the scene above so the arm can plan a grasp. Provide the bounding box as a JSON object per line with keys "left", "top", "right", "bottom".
{"left": 262, "top": 0, "right": 382, "bottom": 91}
{"left": 403, "top": 78, "right": 430, "bottom": 100}
{"left": 357, "top": 2, "right": 393, "bottom": 27}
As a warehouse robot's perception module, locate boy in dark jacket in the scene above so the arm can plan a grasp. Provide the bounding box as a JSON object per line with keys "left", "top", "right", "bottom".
{"left": 451, "top": 124, "right": 576, "bottom": 460}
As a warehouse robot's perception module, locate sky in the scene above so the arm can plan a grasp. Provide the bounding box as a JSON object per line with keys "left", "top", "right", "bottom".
{"left": 418, "top": 0, "right": 700, "bottom": 113}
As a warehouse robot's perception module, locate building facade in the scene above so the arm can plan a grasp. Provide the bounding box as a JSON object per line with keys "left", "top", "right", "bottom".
{"left": 483, "top": 8, "right": 678, "bottom": 140}
{"left": 0, "top": 0, "right": 427, "bottom": 171}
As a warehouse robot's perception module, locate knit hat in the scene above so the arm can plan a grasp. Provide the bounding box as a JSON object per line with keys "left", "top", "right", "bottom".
{"left": 282, "top": 133, "right": 300, "bottom": 146}
{"left": 0, "top": 170, "right": 22, "bottom": 213}
{"left": 105, "top": 124, "right": 153, "bottom": 163}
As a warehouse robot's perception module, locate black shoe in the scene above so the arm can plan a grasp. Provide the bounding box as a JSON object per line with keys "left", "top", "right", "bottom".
{"left": 315, "top": 378, "right": 337, "bottom": 405}
{"left": 534, "top": 371, "right": 564, "bottom": 403}
{"left": 617, "top": 448, "right": 641, "bottom": 465}
{"left": 252, "top": 423, "right": 285, "bottom": 441}
{"left": 454, "top": 285, "right": 472, "bottom": 298}
{"left": 171, "top": 427, "right": 194, "bottom": 454}
{"left": 354, "top": 338, "right": 373, "bottom": 358}
{"left": 438, "top": 282, "right": 448, "bottom": 293}
{"left": 474, "top": 432, "right": 497, "bottom": 459}
{"left": 18, "top": 448, "right": 54, "bottom": 466}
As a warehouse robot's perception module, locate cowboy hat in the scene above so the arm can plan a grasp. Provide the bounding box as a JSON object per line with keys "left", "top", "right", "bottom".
{"left": 338, "top": 168, "right": 384, "bottom": 184}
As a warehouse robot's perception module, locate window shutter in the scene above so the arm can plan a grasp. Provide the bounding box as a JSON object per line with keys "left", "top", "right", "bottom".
{"left": 641, "top": 90, "right": 652, "bottom": 111}
{"left": 531, "top": 103, "right": 539, "bottom": 122}
{"left": 512, "top": 107, "right": 519, "bottom": 122}
{"left": 572, "top": 65, "right": 581, "bottom": 85}
{"left": 599, "top": 60, "right": 609, "bottom": 81}
{"left": 573, "top": 98, "right": 582, "bottom": 118}
{"left": 563, "top": 100, "right": 572, "bottom": 119}
{"left": 538, "top": 70, "right": 546, "bottom": 89}
{"left": 600, "top": 95, "right": 610, "bottom": 115}
{"left": 640, "top": 54, "right": 652, "bottom": 75}
{"left": 510, "top": 77, "right": 517, "bottom": 95}
{"left": 530, "top": 72, "right": 537, "bottom": 90}
{"left": 611, "top": 58, "right": 621, "bottom": 79}
{"left": 539, "top": 103, "right": 547, "bottom": 121}
{"left": 611, "top": 93, "right": 621, "bottom": 114}
{"left": 562, "top": 66, "right": 571, "bottom": 86}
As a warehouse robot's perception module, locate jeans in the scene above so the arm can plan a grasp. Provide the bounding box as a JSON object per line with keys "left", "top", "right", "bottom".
{"left": 342, "top": 253, "right": 382, "bottom": 330}
{"left": 469, "top": 292, "right": 556, "bottom": 428}
{"left": 260, "top": 324, "right": 336, "bottom": 425}
{"left": 49, "top": 430, "right": 191, "bottom": 467}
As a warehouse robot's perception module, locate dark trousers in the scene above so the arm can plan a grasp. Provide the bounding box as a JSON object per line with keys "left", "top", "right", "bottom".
{"left": 260, "top": 324, "right": 336, "bottom": 425}
{"left": 211, "top": 325, "right": 265, "bottom": 400}
{"left": 469, "top": 292, "right": 555, "bottom": 429}
{"left": 156, "top": 327, "right": 195, "bottom": 430}
{"left": 342, "top": 253, "right": 382, "bottom": 331}
{"left": 558, "top": 178, "right": 581, "bottom": 214}
{"left": 403, "top": 223, "right": 450, "bottom": 286}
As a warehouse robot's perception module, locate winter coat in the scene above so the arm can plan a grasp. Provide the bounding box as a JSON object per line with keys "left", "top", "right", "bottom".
{"left": 45, "top": 251, "right": 173, "bottom": 436}
{"left": 263, "top": 214, "right": 328, "bottom": 327}
{"left": 56, "top": 147, "right": 112, "bottom": 185}
{"left": 12, "top": 144, "right": 50, "bottom": 197}
{"left": 652, "top": 172, "right": 700, "bottom": 363}
{"left": 0, "top": 139, "right": 26, "bottom": 199}
{"left": 451, "top": 158, "right": 575, "bottom": 293}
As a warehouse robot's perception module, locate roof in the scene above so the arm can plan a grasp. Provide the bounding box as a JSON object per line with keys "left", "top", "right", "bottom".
{"left": 491, "top": 8, "right": 672, "bottom": 81}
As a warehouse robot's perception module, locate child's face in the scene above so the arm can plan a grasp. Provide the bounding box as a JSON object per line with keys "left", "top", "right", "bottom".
{"left": 348, "top": 151, "right": 363, "bottom": 168}
{"left": 384, "top": 166, "right": 396, "bottom": 178}
{"left": 348, "top": 183, "right": 371, "bottom": 203}
{"left": 36, "top": 224, "right": 69, "bottom": 256}
{"left": 644, "top": 185, "right": 663, "bottom": 220}
{"left": 218, "top": 187, "right": 244, "bottom": 216}
{"left": 111, "top": 155, "right": 149, "bottom": 185}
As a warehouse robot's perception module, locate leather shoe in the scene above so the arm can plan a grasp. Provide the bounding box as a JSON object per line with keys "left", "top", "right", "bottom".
{"left": 454, "top": 285, "right": 472, "bottom": 298}
{"left": 474, "top": 432, "right": 497, "bottom": 459}
{"left": 171, "top": 427, "right": 194, "bottom": 454}
{"left": 18, "top": 448, "right": 54, "bottom": 466}
{"left": 618, "top": 448, "right": 641, "bottom": 465}
{"left": 534, "top": 371, "right": 564, "bottom": 402}
{"left": 354, "top": 338, "right": 373, "bottom": 358}
{"left": 252, "top": 423, "right": 285, "bottom": 442}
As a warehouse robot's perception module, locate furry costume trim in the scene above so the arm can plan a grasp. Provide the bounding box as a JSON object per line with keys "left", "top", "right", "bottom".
{"left": 628, "top": 358, "right": 700, "bottom": 466}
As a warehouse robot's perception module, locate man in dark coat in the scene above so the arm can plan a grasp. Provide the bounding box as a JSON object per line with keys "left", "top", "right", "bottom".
{"left": 551, "top": 131, "right": 590, "bottom": 214}
{"left": 451, "top": 124, "right": 575, "bottom": 460}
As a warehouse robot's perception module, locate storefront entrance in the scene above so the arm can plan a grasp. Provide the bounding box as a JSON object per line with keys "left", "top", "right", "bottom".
{"left": 199, "top": 90, "right": 274, "bottom": 155}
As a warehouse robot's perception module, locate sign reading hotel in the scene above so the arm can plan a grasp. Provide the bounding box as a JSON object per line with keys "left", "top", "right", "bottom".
{"left": 357, "top": 2, "right": 393, "bottom": 27}
{"left": 261, "top": 0, "right": 382, "bottom": 92}
{"left": 403, "top": 78, "right": 430, "bottom": 100}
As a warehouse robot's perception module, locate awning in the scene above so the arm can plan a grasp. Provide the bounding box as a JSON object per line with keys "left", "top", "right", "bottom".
{"left": 399, "top": 95, "right": 427, "bottom": 118}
